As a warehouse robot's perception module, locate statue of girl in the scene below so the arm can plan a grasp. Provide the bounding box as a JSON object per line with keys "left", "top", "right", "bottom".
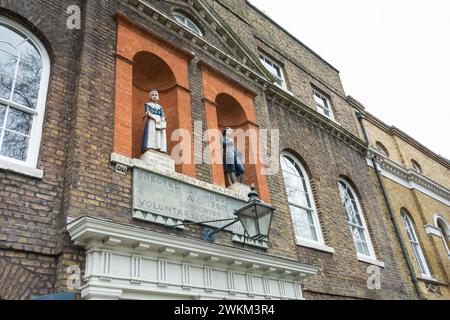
{"left": 141, "top": 90, "right": 167, "bottom": 154}
{"left": 222, "top": 127, "right": 245, "bottom": 185}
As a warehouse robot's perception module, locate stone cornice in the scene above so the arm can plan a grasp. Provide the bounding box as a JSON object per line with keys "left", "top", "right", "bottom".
{"left": 67, "top": 216, "right": 319, "bottom": 278}
{"left": 266, "top": 86, "right": 368, "bottom": 155}
{"left": 349, "top": 97, "right": 450, "bottom": 169}
{"left": 368, "top": 148, "right": 450, "bottom": 205}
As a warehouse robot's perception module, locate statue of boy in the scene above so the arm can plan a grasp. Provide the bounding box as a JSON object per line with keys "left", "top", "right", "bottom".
{"left": 222, "top": 127, "right": 245, "bottom": 185}
{"left": 141, "top": 90, "right": 167, "bottom": 154}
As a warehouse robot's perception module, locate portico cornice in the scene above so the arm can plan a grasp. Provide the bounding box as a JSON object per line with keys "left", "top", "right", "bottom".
{"left": 67, "top": 216, "right": 318, "bottom": 277}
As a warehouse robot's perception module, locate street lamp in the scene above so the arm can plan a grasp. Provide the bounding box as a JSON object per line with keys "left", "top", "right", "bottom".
{"left": 169, "top": 185, "right": 276, "bottom": 243}
{"left": 233, "top": 185, "right": 275, "bottom": 241}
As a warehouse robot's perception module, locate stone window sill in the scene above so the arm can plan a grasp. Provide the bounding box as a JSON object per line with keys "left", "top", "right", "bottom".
{"left": 0, "top": 158, "right": 44, "bottom": 179}
{"left": 296, "top": 239, "right": 335, "bottom": 254}
{"left": 417, "top": 275, "right": 441, "bottom": 285}
{"left": 357, "top": 254, "right": 385, "bottom": 268}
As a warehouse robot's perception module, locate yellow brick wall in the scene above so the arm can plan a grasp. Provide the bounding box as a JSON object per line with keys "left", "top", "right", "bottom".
{"left": 362, "top": 116, "right": 450, "bottom": 299}
{"left": 363, "top": 120, "right": 449, "bottom": 188}
{"left": 363, "top": 121, "right": 404, "bottom": 164}
{"left": 381, "top": 176, "right": 450, "bottom": 299}
{"left": 395, "top": 139, "right": 449, "bottom": 189}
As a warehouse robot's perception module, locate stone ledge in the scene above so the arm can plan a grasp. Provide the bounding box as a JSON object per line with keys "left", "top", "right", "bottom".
{"left": 111, "top": 152, "right": 250, "bottom": 201}
{"left": 0, "top": 158, "right": 44, "bottom": 179}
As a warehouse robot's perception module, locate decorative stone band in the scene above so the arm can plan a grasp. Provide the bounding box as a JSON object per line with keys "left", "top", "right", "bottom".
{"left": 367, "top": 148, "right": 450, "bottom": 206}
{"left": 67, "top": 217, "right": 318, "bottom": 300}
{"left": 265, "top": 88, "right": 368, "bottom": 155}
{"left": 112, "top": 153, "right": 249, "bottom": 201}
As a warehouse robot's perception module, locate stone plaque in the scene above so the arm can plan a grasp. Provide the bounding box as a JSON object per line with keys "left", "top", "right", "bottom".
{"left": 132, "top": 168, "right": 247, "bottom": 234}
{"left": 139, "top": 150, "right": 175, "bottom": 172}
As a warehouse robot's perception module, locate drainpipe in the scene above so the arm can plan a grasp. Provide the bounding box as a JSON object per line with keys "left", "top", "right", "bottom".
{"left": 355, "top": 111, "right": 425, "bottom": 300}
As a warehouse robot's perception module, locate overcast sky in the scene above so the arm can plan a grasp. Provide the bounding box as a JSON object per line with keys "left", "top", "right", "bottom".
{"left": 249, "top": 0, "right": 450, "bottom": 159}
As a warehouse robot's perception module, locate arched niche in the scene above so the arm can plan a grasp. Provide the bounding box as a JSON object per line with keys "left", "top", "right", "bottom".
{"left": 215, "top": 93, "right": 256, "bottom": 188}
{"left": 113, "top": 17, "right": 195, "bottom": 178}
{"left": 132, "top": 51, "right": 177, "bottom": 159}
{"left": 216, "top": 93, "right": 247, "bottom": 130}
{"left": 200, "top": 66, "right": 270, "bottom": 202}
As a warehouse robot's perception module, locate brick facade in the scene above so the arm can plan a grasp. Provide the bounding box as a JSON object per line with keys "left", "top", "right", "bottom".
{"left": 355, "top": 108, "right": 450, "bottom": 299}
{"left": 0, "top": 0, "right": 447, "bottom": 300}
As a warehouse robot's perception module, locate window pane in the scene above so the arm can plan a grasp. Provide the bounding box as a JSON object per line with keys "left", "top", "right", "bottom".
{"left": 290, "top": 205, "right": 318, "bottom": 241}
{"left": 17, "top": 59, "right": 41, "bottom": 84}
{"left": 0, "top": 48, "right": 17, "bottom": 77}
{"left": 0, "top": 24, "right": 27, "bottom": 48}
{"left": 284, "top": 172, "right": 306, "bottom": 192}
{"left": 352, "top": 227, "right": 364, "bottom": 254}
{"left": 186, "top": 20, "right": 200, "bottom": 35}
{"left": 17, "top": 40, "right": 41, "bottom": 66}
{"left": 339, "top": 180, "right": 373, "bottom": 256}
{"left": 275, "top": 78, "right": 283, "bottom": 87}
{"left": 0, "top": 74, "right": 13, "bottom": 100}
{"left": 286, "top": 186, "right": 311, "bottom": 208}
{"left": 6, "top": 108, "right": 32, "bottom": 135}
{"left": 281, "top": 156, "right": 297, "bottom": 175}
{"left": 412, "top": 244, "right": 427, "bottom": 274}
{"left": 358, "top": 228, "right": 370, "bottom": 256}
{"left": 1, "top": 130, "right": 29, "bottom": 161}
{"left": 0, "top": 104, "right": 6, "bottom": 127}
{"left": 314, "top": 94, "right": 322, "bottom": 105}
{"left": 12, "top": 78, "right": 39, "bottom": 109}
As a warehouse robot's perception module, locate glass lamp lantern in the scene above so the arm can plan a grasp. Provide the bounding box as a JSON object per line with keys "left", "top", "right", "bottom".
{"left": 234, "top": 185, "right": 275, "bottom": 241}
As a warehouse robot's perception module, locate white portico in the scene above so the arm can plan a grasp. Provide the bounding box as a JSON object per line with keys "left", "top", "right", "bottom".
{"left": 67, "top": 217, "right": 318, "bottom": 300}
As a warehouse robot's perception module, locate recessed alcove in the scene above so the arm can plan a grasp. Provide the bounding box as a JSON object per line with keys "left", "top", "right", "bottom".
{"left": 113, "top": 18, "right": 195, "bottom": 178}
{"left": 215, "top": 93, "right": 257, "bottom": 188}
{"left": 132, "top": 51, "right": 177, "bottom": 160}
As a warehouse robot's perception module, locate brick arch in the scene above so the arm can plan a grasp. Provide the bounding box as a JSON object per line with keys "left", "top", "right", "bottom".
{"left": 0, "top": 7, "right": 55, "bottom": 63}
{"left": 338, "top": 174, "right": 366, "bottom": 202}
{"left": 0, "top": 260, "right": 40, "bottom": 300}
{"left": 280, "top": 148, "right": 316, "bottom": 179}
{"left": 400, "top": 207, "right": 425, "bottom": 233}
{"left": 113, "top": 16, "right": 195, "bottom": 177}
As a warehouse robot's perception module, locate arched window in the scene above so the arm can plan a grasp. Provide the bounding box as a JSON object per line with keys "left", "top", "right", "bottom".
{"left": 173, "top": 12, "right": 203, "bottom": 37}
{"left": 0, "top": 16, "right": 50, "bottom": 169}
{"left": 375, "top": 141, "right": 389, "bottom": 157}
{"left": 338, "top": 179, "right": 376, "bottom": 258}
{"left": 411, "top": 159, "right": 422, "bottom": 174}
{"left": 401, "top": 209, "right": 431, "bottom": 276}
{"left": 280, "top": 153, "right": 325, "bottom": 246}
{"left": 436, "top": 215, "right": 450, "bottom": 256}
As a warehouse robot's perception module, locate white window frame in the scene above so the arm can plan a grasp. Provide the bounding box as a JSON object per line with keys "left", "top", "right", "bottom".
{"left": 411, "top": 159, "right": 422, "bottom": 174}
{"left": 435, "top": 214, "right": 450, "bottom": 258}
{"left": 375, "top": 141, "right": 389, "bottom": 157}
{"left": 0, "top": 16, "right": 50, "bottom": 176}
{"left": 338, "top": 179, "right": 377, "bottom": 260}
{"left": 401, "top": 210, "right": 432, "bottom": 277}
{"left": 173, "top": 12, "right": 203, "bottom": 37}
{"left": 312, "top": 89, "right": 335, "bottom": 120}
{"left": 259, "top": 52, "right": 287, "bottom": 90}
{"left": 281, "top": 152, "right": 333, "bottom": 253}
